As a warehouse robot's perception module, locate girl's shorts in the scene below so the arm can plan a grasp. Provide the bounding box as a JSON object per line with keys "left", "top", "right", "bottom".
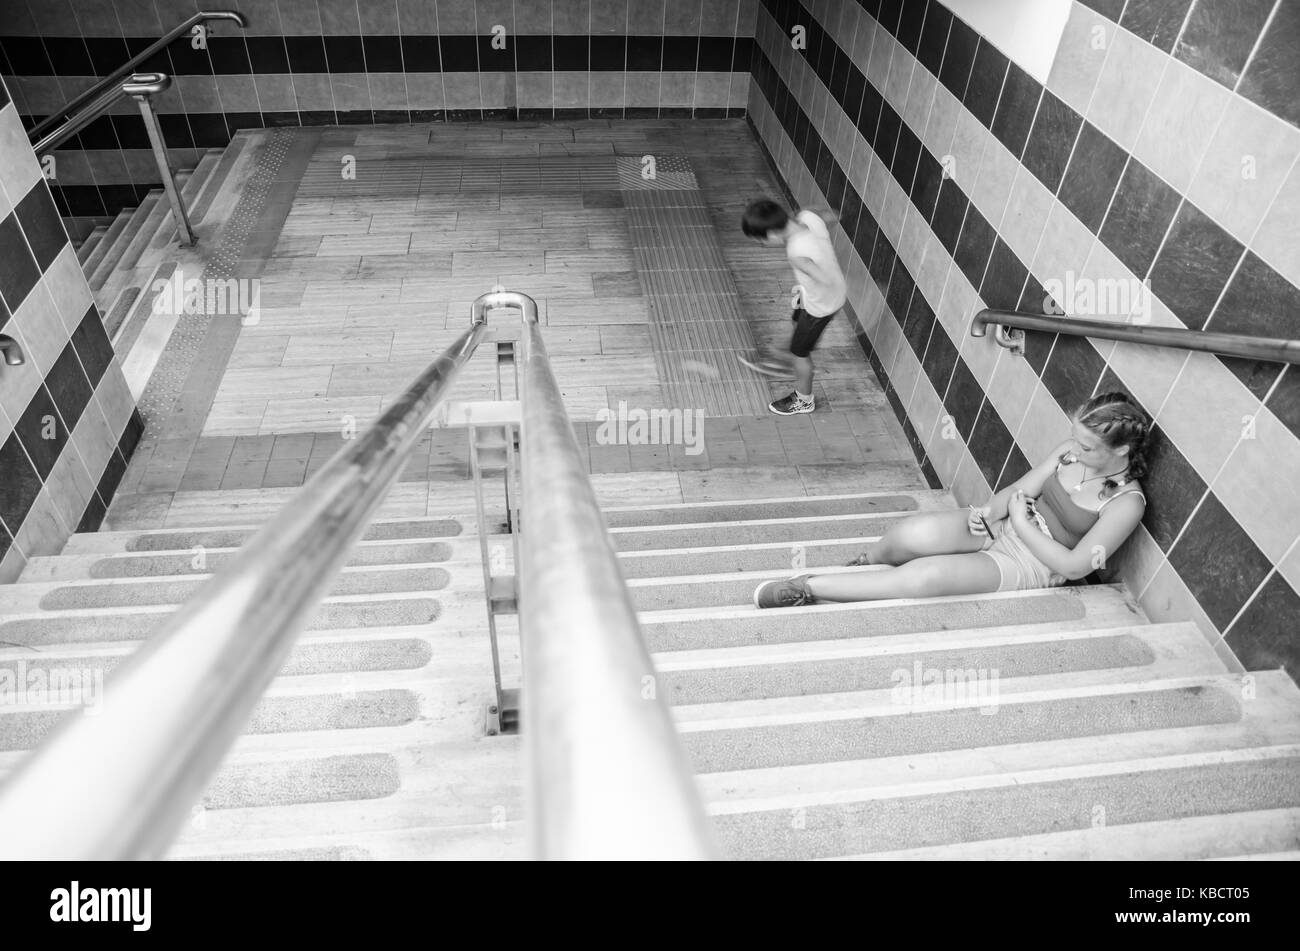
{"left": 978, "top": 516, "right": 1068, "bottom": 592}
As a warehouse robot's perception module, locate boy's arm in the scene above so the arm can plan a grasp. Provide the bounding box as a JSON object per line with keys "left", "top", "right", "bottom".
{"left": 789, "top": 254, "right": 836, "bottom": 284}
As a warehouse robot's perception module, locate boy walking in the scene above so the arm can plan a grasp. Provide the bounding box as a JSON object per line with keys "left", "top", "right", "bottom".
{"left": 741, "top": 199, "right": 847, "bottom": 415}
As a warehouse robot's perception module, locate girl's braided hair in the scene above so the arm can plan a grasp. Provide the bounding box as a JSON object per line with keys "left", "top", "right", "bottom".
{"left": 1068, "top": 392, "right": 1151, "bottom": 493}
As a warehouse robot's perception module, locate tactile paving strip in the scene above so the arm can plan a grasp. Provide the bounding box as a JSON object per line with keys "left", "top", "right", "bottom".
{"left": 137, "top": 129, "right": 294, "bottom": 426}
{"left": 622, "top": 159, "right": 771, "bottom": 417}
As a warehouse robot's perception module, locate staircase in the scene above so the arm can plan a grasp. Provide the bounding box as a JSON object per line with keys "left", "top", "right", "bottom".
{"left": 71, "top": 141, "right": 246, "bottom": 382}
{"left": 3, "top": 479, "right": 1298, "bottom": 859}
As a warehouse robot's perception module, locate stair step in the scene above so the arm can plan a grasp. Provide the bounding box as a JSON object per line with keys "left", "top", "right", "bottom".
{"left": 115, "top": 174, "right": 189, "bottom": 268}
{"left": 190, "top": 140, "right": 248, "bottom": 225}
{"left": 830, "top": 807, "right": 1300, "bottom": 860}
{"left": 600, "top": 490, "right": 955, "bottom": 527}
{"left": 149, "top": 160, "right": 214, "bottom": 245}
{"left": 609, "top": 511, "right": 934, "bottom": 551}
{"left": 99, "top": 284, "right": 141, "bottom": 340}
{"left": 627, "top": 564, "right": 910, "bottom": 610}
{"left": 162, "top": 735, "right": 525, "bottom": 856}
{"left": 205, "top": 752, "right": 402, "bottom": 810}
{"left": 638, "top": 584, "right": 1145, "bottom": 651}
{"left": 653, "top": 621, "right": 1221, "bottom": 705}
{"left": 0, "top": 593, "right": 441, "bottom": 647}
{"left": 171, "top": 822, "right": 526, "bottom": 861}
{"left": 676, "top": 673, "right": 1249, "bottom": 773}
{"left": 0, "top": 687, "right": 421, "bottom": 752}
{"left": 107, "top": 189, "right": 168, "bottom": 276}
{"left": 1, "top": 564, "right": 449, "bottom": 613}
{"left": 25, "top": 537, "right": 454, "bottom": 582}
{"left": 87, "top": 196, "right": 158, "bottom": 291}
{"left": 617, "top": 537, "right": 923, "bottom": 578}
{"left": 59, "top": 517, "right": 465, "bottom": 556}
{"left": 80, "top": 211, "right": 132, "bottom": 275}
{"left": 112, "top": 260, "right": 175, "bottom": 351}
{"left": 700, "top": 668, "right": 1298, "bottom": 801}
{"left": 76, "top": 226, "right": 106, "bottom": 264}
{"left": 709, "top": 743, "right": 1300, "bottom": 860}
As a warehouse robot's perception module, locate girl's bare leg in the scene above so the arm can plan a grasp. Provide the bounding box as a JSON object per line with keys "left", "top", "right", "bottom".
{"left": 807, "top": 553, "right": 1001, "bottom": 602}
{"left": 859, "top": 509, "right": 991, "bottom": 566}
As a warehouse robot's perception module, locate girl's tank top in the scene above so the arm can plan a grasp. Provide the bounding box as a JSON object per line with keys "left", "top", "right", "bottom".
{"left": 1035, "top": 456, "right": 1146, "bottom": 547}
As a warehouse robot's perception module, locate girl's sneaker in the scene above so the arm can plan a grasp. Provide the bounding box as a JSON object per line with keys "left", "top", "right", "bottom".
{"left": 769, "top": 392, "right": 815, "bottom": 415}
{"left": 754, "top": 575, "right": 815, "bottom": 609}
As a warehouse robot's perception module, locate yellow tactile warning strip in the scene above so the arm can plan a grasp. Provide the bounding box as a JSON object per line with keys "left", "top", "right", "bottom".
{"left": 623, "top": 159, "right": 771, "bottom": 417}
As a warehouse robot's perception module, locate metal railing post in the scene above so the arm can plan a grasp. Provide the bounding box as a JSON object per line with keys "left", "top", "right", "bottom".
{"left": 125, "top": 74, "right": 195, "bottom": 248}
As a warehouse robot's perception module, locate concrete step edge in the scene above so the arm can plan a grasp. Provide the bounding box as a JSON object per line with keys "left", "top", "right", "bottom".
{"left": 190, "top": 139, "right": 250, "bottom": 225}
{"left": 75, "top": 226, "right": 107, "bottom": 265}
{"left": 7, "top": 558, "right": 456, "bottom": 596}
{"left": 822, "top": 807, "right": 1300, "bottom": 860}
{"left": 88, "top": 196, "right": 158, "bottom": 290}
{"left": 81, "top": 212, "right": 131, "bottom": 274}
{"left": 0, "top": 625, "right": 448, "bottom": 665}
{"left": 24, "top": 536, "right": 461, "bottom": 580}
{"left": 58, "top": 514, "right": 469, "bottom": 549}
{"left": 651, "top": 620, "right": 1209, "bottom": 670}
{"left": 108, "top": 189, "right": 170, "bottom": 275}
{"left": 601, "top": 489, "right": 957, "bottom": 514}
{"left": 705, "top": 742, "right": 1300, "bottom": 816}
{"left": 674, "top": 670, "right": 1259, "bottom": 732}
{"left": 608, "top": 510, "right": 945, "bottom": 535}
{"left": 698, "top": 674, "right": 1300, "bottom": 803}
{"left": 638, "top": 582, "right": 1136, "bottom": 625}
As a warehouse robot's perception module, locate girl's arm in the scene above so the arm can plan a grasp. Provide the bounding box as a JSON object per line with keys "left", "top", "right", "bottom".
{"left": 1009, "top": 489, "right": 1146, "bottom": 580}
{"left": 975, "top": 440, "right": 1073, "bottom": 520}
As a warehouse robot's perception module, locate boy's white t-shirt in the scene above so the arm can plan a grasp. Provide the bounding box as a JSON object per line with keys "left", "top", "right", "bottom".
{"left": 786, "top": 211, "right": 847, "bottom": 317}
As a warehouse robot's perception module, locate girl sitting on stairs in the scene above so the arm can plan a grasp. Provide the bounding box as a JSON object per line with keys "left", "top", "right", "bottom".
{"left": 754, "top": 392, "right": 1151, "bottom": 609}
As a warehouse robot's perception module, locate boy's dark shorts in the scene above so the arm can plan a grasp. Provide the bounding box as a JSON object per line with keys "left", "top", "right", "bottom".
{"left": 788, "top": 307, "right": 838, "bottom": 358}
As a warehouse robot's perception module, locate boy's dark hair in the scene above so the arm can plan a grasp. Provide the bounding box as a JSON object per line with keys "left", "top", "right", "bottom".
{"left": 1071, "top": 391, "right": 1152, "bottom": 489}
{"left": 742, "top": 199, "right": 789, "bottom": 238}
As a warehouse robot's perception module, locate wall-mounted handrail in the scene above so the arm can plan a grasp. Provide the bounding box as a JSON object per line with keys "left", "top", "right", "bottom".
{"left": 33, "top": 72, "right": 196, "bottom": 246}
{"left": 0, "top": 334, "right": 25, "bottom": 366}
{"left": 0, "top": 317, "right": 488, "bottom": 859}
{"left": 972, "top": 309, "right": 1300, "bottom": 365}
{"left": 502, "top": 289, "right": 719, "bottom": 860}
{"left": 27, "top": 10, "right": 247, "bottom": 143}
{"left": 32, "top": 72, "right": 167, "bottom": 156}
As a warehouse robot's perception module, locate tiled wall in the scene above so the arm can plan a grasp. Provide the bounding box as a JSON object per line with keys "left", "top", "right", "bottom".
{"left": 747, "top": 0, "right": 1300, "bottom": 671}
{"left": 0, "top": 0, "right": 756, "bottom": 227}
{"left": 0, "top": 77, "right": 144, "bottom": 583}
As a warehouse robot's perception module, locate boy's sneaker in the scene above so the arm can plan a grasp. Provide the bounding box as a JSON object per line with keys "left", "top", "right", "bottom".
{"left": 769, "top": 392, "right": 815, "bottom": 415}
{"left": 738, "top": 352, "right": 793, "bottom": 378}
{"left": 754, "top": 575, "right": 815, "bottom": 609}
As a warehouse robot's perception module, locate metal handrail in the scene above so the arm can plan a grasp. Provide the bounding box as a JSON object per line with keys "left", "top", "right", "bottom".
{"left": 972, "top": 309, "right": 1300, "bottom": 365}
{"left": 35, "top": 71, "right": 197, "bottom": 246}
{"left": 498, "top": 288, "right": 718, "bottom": 860}
{"left": 0, "top": 317, "right": 488, "bottom": 859}
{"left": 27, "top": 10, "right": 247, "bottom": 143}
{"left": 0, "top": 334, "right": 25, "bottom": 366}
{"left": 32, "top": 72, "right": 166, "bottom": 156}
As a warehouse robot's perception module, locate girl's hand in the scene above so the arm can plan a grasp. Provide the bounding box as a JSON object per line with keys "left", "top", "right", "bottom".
{"left": 967, "top": 505, "right": 993, "bottom": 536}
